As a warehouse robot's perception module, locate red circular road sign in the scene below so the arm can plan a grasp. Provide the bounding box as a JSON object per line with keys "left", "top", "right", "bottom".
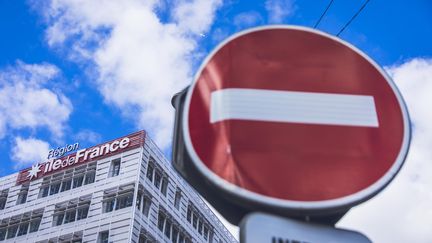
{"left": 182, "top": 26, "right": 410, "bottom": 212}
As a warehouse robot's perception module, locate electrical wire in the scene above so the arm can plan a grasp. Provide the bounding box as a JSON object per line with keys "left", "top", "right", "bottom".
{"left": 336, "top": 0, "right": 371, "bottom": 36}
{"left": 314, "top": 0, "right": 334, "bottom": 29}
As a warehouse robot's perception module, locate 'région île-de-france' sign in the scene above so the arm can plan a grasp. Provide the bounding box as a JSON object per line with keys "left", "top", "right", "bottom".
{"left": 47, "top": 142, "right": 80, "bottom": 159}
{"left": 17, "top": 131, "right": 146, "bottom": 184}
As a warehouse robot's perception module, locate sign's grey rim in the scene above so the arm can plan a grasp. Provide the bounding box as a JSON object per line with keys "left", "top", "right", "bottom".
{"left": 182, "top": 25, "right": 411, "bottom": 210}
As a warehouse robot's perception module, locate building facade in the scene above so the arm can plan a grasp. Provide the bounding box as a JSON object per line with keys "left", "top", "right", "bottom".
{"left": 0, "top": 131, "right": 237, "bottom": 243}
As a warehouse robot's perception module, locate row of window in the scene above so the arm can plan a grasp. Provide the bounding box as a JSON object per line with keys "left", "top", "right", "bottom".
{"left": 146, "top": 158, "right": 169, "bottom": 196}
{"left": 9, "top": 159, "right": 122, "bottom": 208}
{"left": 187, "top": 204, "right": 212, "bottom": 241}
{"left": 53, "top": 196, "right": 91, "bottom": 226}
{"left": 39, "top": 162, "right": 97, "bottom": 199}
{"left": 102, "top": 184, "right": 134, "bottom": 213}
{"left": 0, "top": 209, "right": 43, "bottom": 241}
{"left": 157, "top": 209, "right": 193, "bottom": 243}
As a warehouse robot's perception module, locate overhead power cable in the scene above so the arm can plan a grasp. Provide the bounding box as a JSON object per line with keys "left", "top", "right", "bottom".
{"left": 314, "top": 0, "right": 334, "bottom": 29}
{"left": 336, "top": 0, "right": 371, "bottom": 36}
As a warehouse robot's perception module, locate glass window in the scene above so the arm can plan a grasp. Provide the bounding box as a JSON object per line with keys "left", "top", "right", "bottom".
{"left": 161, "top": 178, "right": 168, "bottom": 196}
{"left": 77, "top": 206, "right": 89, "bottom": 220}
{"left": 116, "top": 194, "right": 133, "bottom": 210}
{"left": 72, "top": 176, "right": 84, "bottom": 188}
{"left": 64, "top": 210, "right": 76, "bottom": 224}
{"left": 174, "top": 190, "right": 181, "bottom": 209}
{"left": 192, "top": 213, "right": 197, "bottom": 229}
{"left": 0, "top": 189, "right": 8, "bottom": 210}
{"left": 39, "top": 186, "right": 49, "bottom": 198}
{"left": 198, "top": 220, "right": 203, "bottom": 234}
{"left": 142, "top": 196, "right": 151, "bottom": 217}
{"left": 16, "top": 192, "right": 28, "bottom": 205}
{"left": 0, "top": 198, "right": 6, "bottom": 210}
{"left": 29, "top": 218, "right": 41, "bottom": 233}
{"left": 154, "top": 171, "right": 161, "bottom": 189}
{"left": 61, "top": 179, "right": 72, "bottom": 192}
{"left": 204, "top": 226, "right": 209, "bottom": 240}
{"left": 53, "top": 213, "right": 65, "bottom": 226}
{"left": 164, "top": 219, "right": 171, "bottom": 238}
{"left": 179, "top": 233, "right": 185, "bottom": 243}
{"left": 146, "top": 162, "right": 154, "bottom": 182}
{"left": 50, "top": 182, "right": 61, "bottom": 195}
{"left": 103, "top": 199, "right": 115, "bottom": 213}
{"left": 187, "top": 205, "right": 192, "bottom": 222}
{"left": 172, "top": 226, "right": 179, "bottom": 243}
{"left": 157, "top": 213, "right": 165, "bottom": 232}
{"left": 17, "top": 184, "right": 29, "bottom": 205}
{"left": 0, "top": 227, "right": 6, "bottom": 241}
{"left": 6, "top": 224, "right": 18, "bottom": 239}
{"left": 17, "top": 222, "right": 29, "bottom": 236}
{"left": 98, "top": 231, "right": 109, "bottom": 243}
{"left": 109, "top": 159, "right": 121, "bottom": 177}
{"left": 85, "top": 171, "right": 95, "bottom": 185}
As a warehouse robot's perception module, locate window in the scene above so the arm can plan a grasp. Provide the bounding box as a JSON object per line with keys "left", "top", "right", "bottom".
{"left": 161, "top": 177, "right": 168, "bottom": 196}
{"left": 77, "top": 206, "right": 89, "bottom": 220}
{"left": 50, "top": 181, "right": 61, "bottom": 195}
{"left": 192, "top": 213, "right": 197, "bottom": 229}
{"left": 164, "top": 219, "right": 171, "bottom": 238}
{"left": 198, "top": 220, "right": 203, "bottom": 234}
{"left": 154, "top": 171, "right": 161, "bottom": 188}
{"left": 102, "top": 183, "right": 135, "bottom": 213}
{"left": 0, "top": 227, "right": 6, "bottom": 241}
{"left": 0, "top": 209, "right": 43, "bottom": 241}
{"left": 52, "top": 195, "right": 91, "bottom": 226}
{"left": 29, "top": 218, "right": 41, "bottom": 233}
{"left": 64, "top": 210, "right": 76, "bottom": 224}
{"left": 172, "top": 226, "right": 179, "bottom": 243}
{"left": 98, "top": 231, "right": 109, "bottom": 243}
{"left": 16, "top": 183, "right": 29, "bottom": 205}
{"left": 204, "top": 226, "right": 209, "bottom": 241}
{"left": 6, "top": 224, "right": 18, "bottom": 239}
{"left": 136, "top": 187, "right": 152, "bottom": 217}
{"left": 157, "top": 212, "right": 165, "bottom": 231}
{"left": 72, "top": 175, "right": 84, "bottom": 188}
{"left": 84, "top": 171, "right": 95, "bottom": 185}
{"left": 142, "top": 196, "right": 151, "bottom": 217}
{"left": 109, "top": 158, "right": 121, "bottom": 177}
{"left": 174, "top": 189, "right": 182, "bottom": 209}
{"left": 146, "top": 161, "right": 154, "bottom": 182}
{"left": 103, "top": 198, "right": 115, "bottom": 213}
{"left": 0, "top": 189, "right": 8, "bottom": 210}
{"left": 115, "top": 194, "right": 133, "bottom": 210}
{"left": 38, "top": 163, "right": 96, "bottom": 198}
{"left": 61, "top": 179, "right": 72, "bottom": 192}
{"left": 17, "top": 222, "right": 29, "bottom": 236}
{"left": 187, "top": 205, "right": 192, "bottom": 222}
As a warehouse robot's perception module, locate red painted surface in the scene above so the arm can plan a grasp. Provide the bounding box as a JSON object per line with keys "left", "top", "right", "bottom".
{"left": 16, "top": 130, "right": 146, "bottom": 185}
{"left": 187, "top": 28, "right": 405, "bottom": 201}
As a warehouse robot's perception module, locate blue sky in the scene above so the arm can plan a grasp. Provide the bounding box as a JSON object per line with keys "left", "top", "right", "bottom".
{"left": 0, "top": 0, "right": 431, "bottom": 242}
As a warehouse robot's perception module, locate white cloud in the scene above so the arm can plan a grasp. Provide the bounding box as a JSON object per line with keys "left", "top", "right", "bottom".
{"left": 74, "top": 129, "right": 102, "bottom": 145}
{"left": 233, "top": 11, "right": 263, "bottom": 29}
{"left": 37, "top": 0, "right": 223, "bottom": 149}
{"left": 265, "top": 0, "right": 295, "bottom": 24}
{"left": 11, "top": 137, "right": 50, "bottom": 169}
{"left": 0, "top": 61, "right": 72, "bottom": 139}
{"left": 338, "top": 58, "right": 432, "bottom": 243}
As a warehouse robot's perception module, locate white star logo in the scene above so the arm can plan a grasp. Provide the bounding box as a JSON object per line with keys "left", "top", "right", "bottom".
{"left": 27, "top": 163, "right": 42, "bottom": 180}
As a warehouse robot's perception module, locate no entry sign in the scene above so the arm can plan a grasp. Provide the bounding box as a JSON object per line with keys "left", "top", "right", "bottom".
{"left": 179, "top": 26, "right": 410, "bottom": 217}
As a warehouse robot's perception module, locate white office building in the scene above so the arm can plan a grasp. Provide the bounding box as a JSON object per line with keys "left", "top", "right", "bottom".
{"left": 0, "top": 131, "right": 237, "bottom": 243}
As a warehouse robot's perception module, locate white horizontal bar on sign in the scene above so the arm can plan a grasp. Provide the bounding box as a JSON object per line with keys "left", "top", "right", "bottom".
{"left": 210, "top": 88, "right": 379, "bottom": 127}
